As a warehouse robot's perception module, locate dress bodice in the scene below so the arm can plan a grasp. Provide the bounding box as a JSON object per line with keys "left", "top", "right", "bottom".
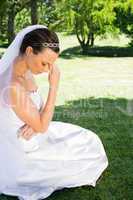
{"left": 0, "top": 89, "right": 45, "bottom": 153}
{"left": 1, "top": 89, "right": 44, "bottom": 134}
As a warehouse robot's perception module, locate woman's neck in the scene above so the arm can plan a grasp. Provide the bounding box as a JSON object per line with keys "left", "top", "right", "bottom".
{"left": 13, "top": 55, "right": 28, "bottom": 78}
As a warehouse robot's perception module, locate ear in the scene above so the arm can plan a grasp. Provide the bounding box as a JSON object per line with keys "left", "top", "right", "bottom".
{"left": 25, "top": 46, "right": 33, "bottom": 56}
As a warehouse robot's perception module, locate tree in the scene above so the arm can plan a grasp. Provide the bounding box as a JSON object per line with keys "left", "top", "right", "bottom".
{"left": 30, "top": 0, "right": 38, "bottom": 24}
{"left": 0, "top": 0, "right": 62, "bottom": 44}
{"left": 0, "top": 0, "right": 31, "bottom": 44}
{"left": 57, "top": 0, "right": 116, "bottom": 53}
{"left": 0, "top": 0, "right": 8, "bottom": 44}
{"left": 114, "top": 0, "right": 133, "bottom": 45}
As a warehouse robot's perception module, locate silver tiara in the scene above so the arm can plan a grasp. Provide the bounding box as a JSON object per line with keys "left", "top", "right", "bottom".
{"left": 42, "top": 42, "right": 59, "bottom": 48}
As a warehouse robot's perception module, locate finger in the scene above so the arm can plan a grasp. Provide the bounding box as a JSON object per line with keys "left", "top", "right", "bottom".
{"left": 48, "top": 64, "right": 52, "bottom": 71}
{"left": 49, "top": 67, "right": 52, "bottom": 76}
{"left": 20, "top": 125, "right": 29, "bottom": 135}
{"left": 23, "top": 128, "right": 33, "bottom": 137}
{"left": 23, "top": 133, "right": 33, "bottom": 140}
{"left": 17, "top": 126, "right": 28, "bottom": 138}
{"left": 24, "top": 134, "right": 33, "bottom": 140}
{"left": 23, "top": 135, "right": 32, "bottom": 140}
{"left": 23, "top": 128, "right": 35, "bottom": 140}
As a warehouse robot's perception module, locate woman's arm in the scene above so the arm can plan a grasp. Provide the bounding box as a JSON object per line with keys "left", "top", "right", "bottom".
{"left": 10, "top": 65, "right": 60, "bottom": 133}
{"left": 18, "top": 88, "right": 58, "bottom": 140}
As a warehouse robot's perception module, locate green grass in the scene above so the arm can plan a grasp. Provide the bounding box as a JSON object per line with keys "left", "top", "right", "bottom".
{"left": 0, "top": 34, "right": 133, "bottom": 200}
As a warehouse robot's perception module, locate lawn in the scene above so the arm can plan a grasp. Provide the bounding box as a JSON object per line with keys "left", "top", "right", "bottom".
{"left": 0, "top": 34, "right": 133, "bottom": 200}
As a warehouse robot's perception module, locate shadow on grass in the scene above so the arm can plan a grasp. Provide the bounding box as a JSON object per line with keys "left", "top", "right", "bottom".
{"left": 60, "top": 45, "right": 133, "bottom": 59}
{"left": 1, "top": 97, "right": 133, "bottom": 200}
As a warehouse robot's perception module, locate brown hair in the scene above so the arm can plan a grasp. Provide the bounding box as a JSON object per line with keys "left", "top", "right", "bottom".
{"left": 20, "top": 28, "right": 60, "bottom": 55}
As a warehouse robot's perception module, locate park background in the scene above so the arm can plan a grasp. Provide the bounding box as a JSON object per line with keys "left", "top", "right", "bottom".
{"left": 0, "top": 0, "right": 132, "bottom": 200}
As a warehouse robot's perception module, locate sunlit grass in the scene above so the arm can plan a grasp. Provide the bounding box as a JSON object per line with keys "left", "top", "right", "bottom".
{"left": 35, "top": 33, "right": 133, "bottom": 105}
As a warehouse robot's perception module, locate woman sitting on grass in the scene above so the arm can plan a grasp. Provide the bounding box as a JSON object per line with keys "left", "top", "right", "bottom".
{"left": 0, "top": 24, "right": 108, "bottom": 200}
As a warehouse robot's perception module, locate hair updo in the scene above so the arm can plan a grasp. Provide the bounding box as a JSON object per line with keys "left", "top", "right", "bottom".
{"left": 20, "top": 28, "right": 60, "bottom": 55}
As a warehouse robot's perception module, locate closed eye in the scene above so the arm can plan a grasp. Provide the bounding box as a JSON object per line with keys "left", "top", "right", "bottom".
{"left": 42, "top": 62, "right": 50, "bottom": 68}
{"left": 42, "top": 63, "right": 46, "bottom": 66}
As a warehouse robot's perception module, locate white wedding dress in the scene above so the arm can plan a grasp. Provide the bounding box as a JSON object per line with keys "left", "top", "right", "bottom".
{"left": 0, "top": 89, "right": 108, "bottom": 200}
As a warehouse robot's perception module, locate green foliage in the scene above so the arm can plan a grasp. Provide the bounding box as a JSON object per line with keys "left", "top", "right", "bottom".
{"left": 0, "top": 0, "right": 62, "bottom": 44}
{"left": 114, "top": 0, "right": 133, "bottom": 46}
{"left": 1, "top": 0, "right": 133, "bottom": 49}
{"left": 0, "top": 0, "right": 8, "bottom": 44}
{"left": 56, "top": 0, "right": 116, "bottom": 53}
{"left": 15, "top": 8, "right": 31, "bottom": 32}
{"left": 36, "top": 1, "right": 63, "bottom": 31}
{"left": 0, "top": 0, "right": 31, "bottom": 44}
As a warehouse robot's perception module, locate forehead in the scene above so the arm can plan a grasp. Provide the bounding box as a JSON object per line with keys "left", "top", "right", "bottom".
{"left": 38, "top": 48, "right": 58, "bottom": 64}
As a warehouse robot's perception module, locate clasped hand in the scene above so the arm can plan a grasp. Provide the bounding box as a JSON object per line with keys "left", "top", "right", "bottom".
{"left": 18, "top": 124, "right": 36, "bottom": 140}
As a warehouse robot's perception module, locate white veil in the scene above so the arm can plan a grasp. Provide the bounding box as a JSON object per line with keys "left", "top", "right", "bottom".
{"left": 0, "top": 24, "right": 47, "bottom": 192}
{"left": 0, "top": 24, "right": 47, "bottom": 108}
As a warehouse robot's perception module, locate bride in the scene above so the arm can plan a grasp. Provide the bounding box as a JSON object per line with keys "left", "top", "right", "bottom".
{"left": 0, "top": 25, "right": 108, "bottom": 200}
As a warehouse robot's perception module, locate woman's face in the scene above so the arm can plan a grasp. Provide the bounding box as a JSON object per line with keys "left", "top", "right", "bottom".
{"left": 25, "top": 46, "right": 59, "bottom": 74}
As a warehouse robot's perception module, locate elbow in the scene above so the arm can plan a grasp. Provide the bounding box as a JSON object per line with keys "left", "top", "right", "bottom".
{"left": 36, "top": 124, "right": 49, "bottom": 134}
{"left": 39, "top": 126, "right": 48, "bottom": 134}
{"left": 32, "top": 119, "right": 48, "bottom": 133}
{"left": 33, "top": 119, "right": 50, "bottom": 134}
{"left": 38, "top": 119, "right": 51, "bottom": 134}
{"left": 32, "top": 124, "right": 47, "bottom": 134}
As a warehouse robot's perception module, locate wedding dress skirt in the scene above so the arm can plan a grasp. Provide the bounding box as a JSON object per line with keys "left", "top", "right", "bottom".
{"left": 0, "top": 89, "right": 108, "bottom": 200}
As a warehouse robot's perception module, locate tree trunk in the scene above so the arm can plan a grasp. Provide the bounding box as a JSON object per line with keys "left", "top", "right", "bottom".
{"left": 90, "top": 32, "right": 94, "bottom": 46}
{"left": 31, "top": 0, "right": 38, "bottom": 24}
{"left": 7, "top": 6, "right": 15, "bottom": 44}
{"left": 76, "top": 30, "right": 89, "bottom": 54}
